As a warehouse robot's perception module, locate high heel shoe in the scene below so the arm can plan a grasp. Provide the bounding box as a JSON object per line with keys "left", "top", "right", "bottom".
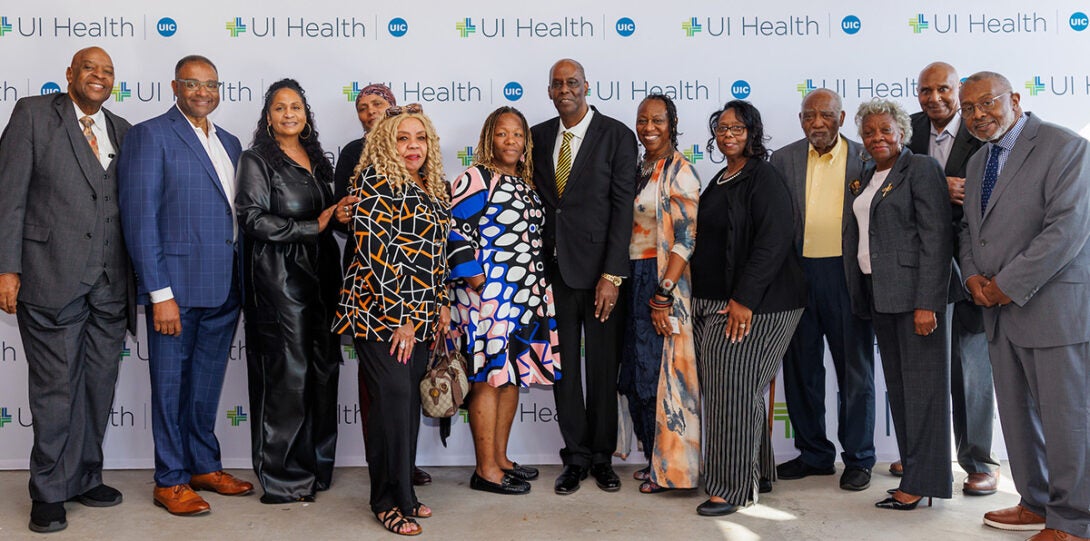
{"left": 875, "top": 490, "right": 932, "bottom": 510}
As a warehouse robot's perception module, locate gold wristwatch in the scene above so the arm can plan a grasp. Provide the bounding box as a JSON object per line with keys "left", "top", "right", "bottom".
{"left": 601, "top": 273, "right": 623, "bottom": 287}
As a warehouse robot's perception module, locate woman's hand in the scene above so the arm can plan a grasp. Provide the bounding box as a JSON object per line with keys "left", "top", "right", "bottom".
{"left": 333, "top": 195, "right": 361, "bottom": 225}
{"left": 389, "top": 323, "right": 416, "bottom": 363}
{"left": 316, "top": 205, "right": 336, "bottom": 232}
{"left": 717, "top": 299, "right": 752, "bottom": 343}
{"left": 913, "top": 309, "right": 937, "bottom": 336}
{"left": 650, "top": 294, "right": 673, "bottom": 336}
{"left": 437, "top": 306, "right": 451, "bottom": 337}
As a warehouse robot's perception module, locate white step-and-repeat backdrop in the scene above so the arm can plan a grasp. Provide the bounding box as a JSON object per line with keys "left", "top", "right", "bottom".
{"left": 2, "top": 0, "right": 1089, "bottom": 470}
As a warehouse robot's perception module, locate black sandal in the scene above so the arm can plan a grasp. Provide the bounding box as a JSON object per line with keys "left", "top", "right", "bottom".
{"left": 639, "top": 480, "right": 670, "bottom": 494}
{"left": 376, "top": 509, "right": 421, "bottom": 536}
{"left": 634, "top": 466, "right": 651, "bottom": 481}
{"left": 407, "top": 502, "right": 432, "bottom": 519}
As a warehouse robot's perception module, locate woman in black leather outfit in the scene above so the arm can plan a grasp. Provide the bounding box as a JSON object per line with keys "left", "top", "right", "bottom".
{"left": 235, "top": 78, "right": 358, "bottom": 504}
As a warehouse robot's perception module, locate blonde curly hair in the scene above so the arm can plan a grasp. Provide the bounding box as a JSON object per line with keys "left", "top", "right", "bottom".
{"left": 352, "top": 111, "right": 449, "bottom": 202}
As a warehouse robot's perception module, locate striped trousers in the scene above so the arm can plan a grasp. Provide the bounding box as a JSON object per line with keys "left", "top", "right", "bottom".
{"left": 694, "top": 298, "right": 802, "bottom": 504}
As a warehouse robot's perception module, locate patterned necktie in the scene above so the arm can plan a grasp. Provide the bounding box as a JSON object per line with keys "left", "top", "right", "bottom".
{"left": 980, "top": 144, "right": 1003, "bottom": 216}
{"left": 555, "top": 131, "right": 574, "bottom": 197}
{"left": 79, "top": 115, "right": 100, "bottom": 158}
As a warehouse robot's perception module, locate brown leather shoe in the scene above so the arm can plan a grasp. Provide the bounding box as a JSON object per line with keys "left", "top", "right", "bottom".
{"left": 889, "top": 461, "right": 903, "bottom": 476}
{"left": 983, "top": 504, "right": 1046, "bottom": 531}
{"left": 153, "top": 485, "right": 210, "bottom": 516}
{"left": 189, "top": 471, "right": 254, "bottom": 496}
{"left": 412, "top": 467, "right": 432, "bottom": 486}
{"left": 1028, "top": 528, "right": 1090, "bottom": 541}
{"left": 964, "top": 471, "right": 999, "bottom": 496}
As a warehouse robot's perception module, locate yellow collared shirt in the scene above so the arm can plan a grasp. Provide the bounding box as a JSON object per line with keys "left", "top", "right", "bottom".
{"left": 802, "top": 136, "right": 847, "bottom": 258}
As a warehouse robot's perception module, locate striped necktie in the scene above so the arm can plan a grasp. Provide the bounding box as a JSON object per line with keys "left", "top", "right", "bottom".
{"left": 555, "top": 131, "right": 574, "bottom": 197}
{"left": 79, "top": 115, "right": 100, "bottom": 158}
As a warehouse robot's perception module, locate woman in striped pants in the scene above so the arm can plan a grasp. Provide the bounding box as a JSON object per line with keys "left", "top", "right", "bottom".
{"left": 689, "top": 100, "right": 807, "bottom": 516}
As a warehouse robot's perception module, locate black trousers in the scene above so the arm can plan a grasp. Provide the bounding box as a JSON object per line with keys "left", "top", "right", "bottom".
{"left": 549, "top": 259, "right": 625, "bottom": 467}
{"left": 354, "top": 339, "right": 428, "bottom": 514}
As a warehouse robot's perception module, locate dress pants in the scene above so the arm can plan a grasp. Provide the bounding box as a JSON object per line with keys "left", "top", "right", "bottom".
{"left": 18, "top": 272, "right": 127, "bottom": 503}
{"left": 949, "top": 300, "right": 1000, "bottom": 474}
{"left": 549, "top": 259, "right": 624, "bottom": 468}
{"left": 990, "top": 335, "right": 1090, "bottom": 538}
{"left": 355, "top": 339, "right": 428, "bottom": 514}
{"left": 146, "top": 282, "right": 241, "bottom": 487}
{"left": 782, "top": 257, "right": 876, "bottom": 469}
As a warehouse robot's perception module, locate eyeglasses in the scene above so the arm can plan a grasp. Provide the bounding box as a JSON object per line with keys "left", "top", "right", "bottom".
{"left": 959, "top": 91, "right": 1011, "bottom": 116}
{"left": 715, "top": 124, "right": 747, "bottom": 136}
{"left": 175, "top": 79, "right": 219, "bottom": 91}
{"left": 385, "top": 103, "right": 423, "bottom": 118}
{"left": 549, "top": 79, "right": 584, "bottom": 91}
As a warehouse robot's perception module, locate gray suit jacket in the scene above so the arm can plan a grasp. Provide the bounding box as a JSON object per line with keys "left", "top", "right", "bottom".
{"left": 0, "top": 93, "right": 132, "bottom": 311}
{"left": 770, "top": 135, "right": 866, "bottom": 255}
{"left": 959, "top": 113, "right": 1090, "bottom": 347}
{"left": 843, "top": 148, "right": 953, "bottom": 317}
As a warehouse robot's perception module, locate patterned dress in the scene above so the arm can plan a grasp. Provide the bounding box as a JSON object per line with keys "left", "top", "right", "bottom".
{"left": 448, "top": 165, "right": 561, "bottom": 387}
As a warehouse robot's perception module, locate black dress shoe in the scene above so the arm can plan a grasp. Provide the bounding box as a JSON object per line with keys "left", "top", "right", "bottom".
{"left": 875, "top": 492, "right": 931, "bottom": 510}
{"left": 758, "top": 477, "right": 773, "bottom": 494}
{"left": 840, "top": 467, "right": 872, "bottom": 491}
{"left": 776, "top": 457, "right": 836, "bottom": 480}
{"left": 554, "top": 465, "right": 587, "bottom": 495}
{"left": 470, "top": 472, "right": 530, "bottom": 495}
{"left": 502, "top": 463, "right": 539, "bottom": 481}
{"left": 73, "top": 484, "right": 123, "bottom": 507}
{"left": 412, "top": 467, "right": 432, "bottom": 486}
{"left": 29, "top": 501, "right": 67, "bottom": 533}
{"left": 697, "top": 499, "right": 738, "bottom": 517}
{"left": 590, "top": 464, "right": 621, "bottom": 492}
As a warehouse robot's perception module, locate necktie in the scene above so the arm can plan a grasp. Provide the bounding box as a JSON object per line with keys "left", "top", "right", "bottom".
{"left": 980, "top": 144, "right": 1003, "bottom": 216}
{"left": 79, "top": 115, "right": 100, "bottom": 158}
{"left": 555, "top": 131, "right": 574, "bottom": 197}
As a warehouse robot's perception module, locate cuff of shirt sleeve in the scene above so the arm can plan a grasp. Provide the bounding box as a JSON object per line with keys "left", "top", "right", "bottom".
{"left": 149, "top": 287, "right": 174, "bottom": 304}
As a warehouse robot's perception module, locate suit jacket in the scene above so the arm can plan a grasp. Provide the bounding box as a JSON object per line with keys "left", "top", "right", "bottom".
{"left": 531, "top": 106, "right": 637, "bottom": 289}
{"left": 769, "top": 135, "right": 866, "bottom": 256}
{"left": 0, "top": 93, "right": 133, "bottom": 312}
{"left": 959, "top": 113, "right": 1090, "bottom": 348}
{"left": 843, "top": 148, "right": 953, "bottom": 317}
{"left": 118, "top": 106, "right": 242, "bottom": 307}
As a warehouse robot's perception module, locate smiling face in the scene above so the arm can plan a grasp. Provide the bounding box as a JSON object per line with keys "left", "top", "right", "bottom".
{"left": 960, "top": 77, "right": 1021, "bottom": 143}
{"left": 860, "top": 113, "right": 903, "bottom": 170}
{"left": 800, "top": 90, "right": 845, "bottom": 155}
{"left": 356, "top": 93, "right": 391, "bottom": 133}
{"left": 917, "top": 63, "right": 960, "bottom": 128}
{"left": 66, "top": 47, "right": 115, "bottom": 115}
{"left": 715, "top": 108, "right": 748, "bottom": 162}
{"left": 171, "top": 60, "right": 220, "bottom": 122}
{"left": 396, "top": 117, "right": 428, "bottom": 175}
{"left": 547, "top": 60, "right": 588, "bottom": 125}
{"left": 636, "top": 98, "right": 672, "bottom": 159}
{"left": 266, "top": 87, "right": 306, "bottom": 140}
{"left": 491, "top": 112, "right": 526, "bottom": 176}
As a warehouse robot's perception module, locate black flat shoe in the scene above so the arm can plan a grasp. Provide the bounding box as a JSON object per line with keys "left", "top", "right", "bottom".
{"left": 502, "top": 463, "right": 539, "bottom": 481}
{"left": 697, "top": 499, "right": 738, "bottom": 516}
{"left": 554, "top": 465, "right": 587, "bottom": 495}
{"left": 590, "top": 464, "right": 621, "bottom": 492}
{"left": 470, "top": 472, "right": 530, "bottom": 495}
{"left": 875, "top": 492, "right": 932, "bottom": 510}
{"left": 73, "top": 484, "right": 123, "bottom": 507}
{"left": 29, "top": 501, "right": 67, "bottom": 533}
{"left": 776, "top": 457, "right": 836, "bottom": 480}
{"left": 758, "top": 477, "right": 773, "bottom": 494}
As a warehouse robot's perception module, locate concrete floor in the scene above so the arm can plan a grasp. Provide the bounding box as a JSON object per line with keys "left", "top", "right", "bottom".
{"left": 0, "top": 463, "right": 1029, "bottom": 540}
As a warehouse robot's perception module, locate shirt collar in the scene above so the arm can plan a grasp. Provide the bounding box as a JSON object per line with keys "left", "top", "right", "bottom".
{"left": 993, "top": 113, "right": 1028, "bottom": 152}
{"left": 174, "top": 104, "right": 218, "bottom": 138}
{"left": 931, "top": 112, "right": 961, "bottom": 142}
{"left": 561, "top": 107, "right": 594, "bottom": 140}
{"left": 807, "top": 134, "right": 845, "bottom": 160}
{"left": 71, "top": 99, "right": 106, "bottom": 128}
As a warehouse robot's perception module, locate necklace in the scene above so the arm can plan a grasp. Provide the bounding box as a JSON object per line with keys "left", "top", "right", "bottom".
{"left": 640, "top": 150, "right": 672, "bottom": 178}
{"left": 716, "top": 162, "right": 746, "bottom": 185}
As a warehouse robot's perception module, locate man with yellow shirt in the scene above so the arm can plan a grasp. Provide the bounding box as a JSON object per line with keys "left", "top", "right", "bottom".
{"left": 770, "top": 89, "right": 876, "bottom": 491}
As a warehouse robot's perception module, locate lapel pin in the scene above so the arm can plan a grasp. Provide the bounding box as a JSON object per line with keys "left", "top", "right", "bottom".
{"left": 881, "top": 183, "right": 893, "bottom": 197}
{"left": 849, "top": 179, "right": 862, "bottom": 196}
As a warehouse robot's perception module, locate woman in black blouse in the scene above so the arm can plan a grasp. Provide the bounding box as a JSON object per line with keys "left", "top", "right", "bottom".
{"left": 689, "top": 100, "right": 807, "bottom": 516}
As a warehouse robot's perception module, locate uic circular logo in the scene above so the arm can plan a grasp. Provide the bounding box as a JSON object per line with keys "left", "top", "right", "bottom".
{"left": 157, "top": 17, "right": 178, "bottom": 37}
{"left": 616, "top": 17, "right": 636, "bottom": 37}
{"left": 731, "top": 80, "right": 751, "bottom": 99}
{"left": 40, "top": 82, "right": 62, "bottom": 95}
{"left": 841, "top": 15, "right": 861, "bottom": 35}
{"left": 1071, "top": 12, "right": 1089, "bottom": 31}
{"left": 503, "top": 82, "right": 523, "bottom": 102}
{"left": 389, "top": 17, "right": 408, "bottom": 37}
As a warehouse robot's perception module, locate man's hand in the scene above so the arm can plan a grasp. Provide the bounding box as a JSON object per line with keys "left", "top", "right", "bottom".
{"left": 913, "top": 309, "right": 938, "bottom": 336}
{"left": 152, "top": 299, "right": 182, "bottom": 336}
{"left": 982, "top": 278, "right": 1013, "bottom": 306}
{"left": 594, "top": 278, "right": 620, "bottom": 322}
{"left": 0, "top": 273, "right": 20, "bottom": 314}
{"left": 965, "top": 275, "right": 992, "bottom": 307}
{"left": 947, "top": 176, "right": 966, "bottom": 206}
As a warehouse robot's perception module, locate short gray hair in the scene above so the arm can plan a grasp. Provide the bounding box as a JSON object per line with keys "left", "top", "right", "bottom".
{"left": 854, "top": 98, "right": 912, "bottom": 142}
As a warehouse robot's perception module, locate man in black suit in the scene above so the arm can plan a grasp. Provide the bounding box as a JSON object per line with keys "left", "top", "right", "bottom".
{"left": 904, "top": 61, "right": 999, "bottom": 496}
{"left": 0, "top": 47, "right": 132, "bottom": 533}
{"left": 531, "top": 58, "right": 637, "bottom": 495}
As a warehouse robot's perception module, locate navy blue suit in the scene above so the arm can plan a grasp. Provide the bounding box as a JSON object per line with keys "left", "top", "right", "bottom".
{"left": 118, "top": 105, "right": 242, "bottom": 487}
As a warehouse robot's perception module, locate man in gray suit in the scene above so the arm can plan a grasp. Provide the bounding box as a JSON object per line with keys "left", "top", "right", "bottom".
{"left": 959, "top": 71, "right": 1090, "bottom": 540}
{"left": 770, "top": 88, "right": 877, "bottom": 492}
{"left": 0, "top": 47, "right": 132, "bottom": 533}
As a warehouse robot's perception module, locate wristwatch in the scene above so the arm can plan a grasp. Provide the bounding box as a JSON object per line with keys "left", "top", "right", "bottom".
{"left": 601, "top": 273, "right": 623, "bottom": 287}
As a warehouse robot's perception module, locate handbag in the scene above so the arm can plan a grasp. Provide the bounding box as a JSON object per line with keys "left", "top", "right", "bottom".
{"left": 419, "top": 338, "right": 468, "bottom": 419}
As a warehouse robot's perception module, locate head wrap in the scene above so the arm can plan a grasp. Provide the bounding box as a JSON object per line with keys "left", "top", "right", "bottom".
{"left": 358, "top": 83, "right": 396, "bottom": 107}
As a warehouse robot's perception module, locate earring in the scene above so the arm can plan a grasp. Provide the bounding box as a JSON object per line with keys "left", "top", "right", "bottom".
{"left": 300, "top": 123, "right": 313, "bottom": 140}
{"left": 266, "top": 123, "right": 273, "bottom": 138}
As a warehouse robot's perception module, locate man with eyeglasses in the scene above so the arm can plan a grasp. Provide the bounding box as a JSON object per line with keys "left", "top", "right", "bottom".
{"left": 957, "top": 71, "right": 1090, "bottom": 541}
{"left": 902, "top": 62, "right": 1000, "bottom": 497}
{"left": 118, "top": 54, "right": 253, "bottom": 516}
{"left": 769, "top": 88, "right": 876, "bottom": 492}
{"left": 0, "top": 47, "right": 133, "bottom": 533}
{"left": 530, "top": 58, "right": 637, "bottom": 495}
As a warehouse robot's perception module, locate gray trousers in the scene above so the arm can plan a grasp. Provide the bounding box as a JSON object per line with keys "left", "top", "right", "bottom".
{"left": 950, "top": 300, "right": 1000, "bottom": 474}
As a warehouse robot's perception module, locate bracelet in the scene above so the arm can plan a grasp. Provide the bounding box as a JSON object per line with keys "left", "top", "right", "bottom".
{"left": 654, "top": 286, "right": 674, "bottom": 300}
{"left": 659, "top": 279, "right": 676, "bottom": 292}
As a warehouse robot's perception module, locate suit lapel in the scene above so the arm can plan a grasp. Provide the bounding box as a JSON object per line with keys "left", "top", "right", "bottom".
{"left": 983, "top": 116, "right": 1037, "bottom": 222}
{"left": 169, "top": 108, "right": 231, "bottom": 204}
{"left": 564, "top": 109, "right": 602, "bottom": 200}
{"left": 57, "top": 96, "right": 104, "bottom": 187}
{"left": 791, "top": 144, "right": 807, "bottom": 226}
{"left": 870, "top": 149, "right": 910, "bottom": 217}
{"left": 537, "top": 118, "right": 560, "bottom": 203}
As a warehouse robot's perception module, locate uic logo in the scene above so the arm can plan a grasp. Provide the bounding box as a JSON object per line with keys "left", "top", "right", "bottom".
{"left": 503, "top": 81, "right": 523, "bottom": 101}
{"left": 682, "top": 17, "right": 702, "bottom": 37}
{"left": 226, "top": 405, "right": 247, "bottom": 426}
{"left": 40, "top": 82, "right": 61, "bottom": 95}
{"left": 731, "top": 80, "right": 751, "bottom": 99}
{"left": 1071, "top": 12, "right": 1089, "bottom": 31}
{"left": 456, "top": 18, "right": 476, "bottom": 37}
{"left": 388, "top": 17, "right": 408, "bottom": 37}
{"left": 112, "top": 82, "right": 131, "bottom": 102}
{"left": 226, "top": 17, "right": 246, "bottom": 37}
{"left": 615, "top": 17, "right": 635, "bottom": 37}
{"left": 796, "top": 79, "right": 817, "bottom": 97}
{"left": 157, "top": 17, "right": 177, "bottom": 37}
{"left": 909, "top": 14, "right": 929, "bottom": 33}
{"left": 841, "top": 15, "right": 861, "bottom": 35}
{"left": 682, "top": 144, "right": 704, "bottom": 163}
{"left": 457, "top": 146, "right": 475, "bottom": 167}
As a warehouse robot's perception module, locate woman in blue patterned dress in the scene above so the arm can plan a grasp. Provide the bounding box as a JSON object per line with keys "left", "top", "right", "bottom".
{"left": 448, "top": 107, "right": 562, "bottom": 495}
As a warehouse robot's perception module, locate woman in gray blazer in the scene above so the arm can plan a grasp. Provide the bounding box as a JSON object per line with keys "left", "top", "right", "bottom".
{"left": 843, "top": 99, "right": 954, "bottom": 510}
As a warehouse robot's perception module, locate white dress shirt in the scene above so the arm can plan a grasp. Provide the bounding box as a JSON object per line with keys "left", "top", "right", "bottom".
{"left": 72, "top": 100, "right": 115, "bottom": 169}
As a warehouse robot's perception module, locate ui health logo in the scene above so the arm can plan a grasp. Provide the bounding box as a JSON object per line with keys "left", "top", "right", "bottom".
{"left": 681, "top": 144, "right": 704, "bottom": 163}
{"left": 226, "top": 405, "right": 247, "bottom": 426}
{"left": 796, "top": 79, "right": 817, "bottom": 97}
{"left": 343, "top": 82, "right": 362, "bottom": 102}
{"left": 909, "top": 14, "right": 929, "bottom": 33}
{"left": 0, "top": 17, "right": 11, "bottom": 36}
{"left": 682, "top": 17, "right": 702, "bottom": 37}
{"left": 226, "top": 17, "right": 246, "bottom": 37}
{"left": 456, "top": 18, "right": 475, "bottom": 37}
{"left": 908, "top": 11, "right": 1047, "bottom": 34}
{"left": 1025, "top": 76, "right": 1046, "bottom": 96}
{"left": 457, "top": 146, "right": 475, "bottom": 167}
{"left": 773, "top": 402, "right": 793, "bottom": 438}
{"left": 112, "top": 82, "right": 131, "bottom": 102}
{"left": 0, "top": 407, "right": 11, "bottom": 428}
{"left": 342, "top": 344, "right": 356, "bottom": 360}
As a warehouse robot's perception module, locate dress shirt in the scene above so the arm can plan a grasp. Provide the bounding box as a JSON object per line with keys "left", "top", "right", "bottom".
{"left": 929, "top": 113, "right": 961, "bottom": 170}
{"left": 853, "top": 168, "right": 889, "bottom": 274}
{"left": 552, "top": 107, "right": 595, "bottom": 170}
{"left": 989, "top": 113, "right": 1029, "bottom": 177}
{"left": 803, "top": 136, "right": 848, "bottom": 258}
{"left": 72, "top": 100, "right": 115, "bottom": 169}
